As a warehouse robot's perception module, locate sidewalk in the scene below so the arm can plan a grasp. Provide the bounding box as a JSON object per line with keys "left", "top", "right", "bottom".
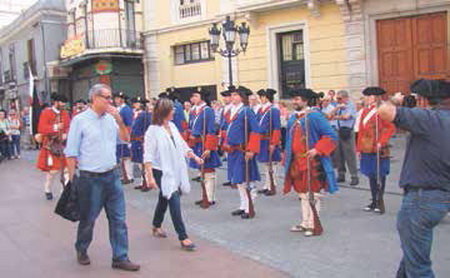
{"left": 0, "top": 158, "right": 286, "bottom": 278}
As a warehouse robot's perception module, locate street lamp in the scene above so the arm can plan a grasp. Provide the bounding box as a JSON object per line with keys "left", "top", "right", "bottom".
{"left": 208, "top": 16, "right": 250, "bottom": 88}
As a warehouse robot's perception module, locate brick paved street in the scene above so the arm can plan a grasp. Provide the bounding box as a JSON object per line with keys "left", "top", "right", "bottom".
{"left": 2, "top": 136, "right": 450, "bottom": 278}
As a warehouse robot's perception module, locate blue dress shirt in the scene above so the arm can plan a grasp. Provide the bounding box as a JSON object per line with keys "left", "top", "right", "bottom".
{"left": 64, "top": 109, "right": 120, "bottom": 173}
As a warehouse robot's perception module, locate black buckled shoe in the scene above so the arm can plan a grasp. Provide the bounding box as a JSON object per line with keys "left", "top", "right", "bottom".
{"left": 231, "top": 209, "right": 244, "bottom": 216}
{"left": 222, "top": 181, "right": 232, "bottom": 186}
{"left": 337, "top": 175, "right": 345, "bottom": 183}
{"left": 45, "top": 192, "right": 53, "bottom": 200}
{"left": 350, "top": 177, "right": 359, "bottom": 186}
{"left": 241, "top": 212, "right": 255, "bottom": 219}
{"left": 257, "top": 189, "right": 269, "bottom": 194}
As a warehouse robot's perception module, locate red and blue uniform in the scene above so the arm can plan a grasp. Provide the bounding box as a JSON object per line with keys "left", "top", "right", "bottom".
{"left": 256, "top": 104, "right": 282, "bottom": 163}
{"left": 130, "top": 111, "right": 152, "bottom": 164}
{"left": 116, "top": 104, "right": 133, "bottom": 160}
{"left": 224, "top": 105, "right": 261, "bottom": 184}
{"left": 188, "top": 103, "right": 222, "bottom": 170}
{"left": 173, "top": 100, "right": 187, "bottom": 133}
{"left": 284, "top": 110, "right": 338, "bottom": 194}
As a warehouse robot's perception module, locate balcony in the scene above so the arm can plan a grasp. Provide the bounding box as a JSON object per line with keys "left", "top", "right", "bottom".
{"left": 236, "top": 0, "right": 303, "bottom": 12}
{"left": 179, "top": 2, "right": 202, "bottom": 19}
{"left": 60, "top": 29, "right": 143, "bottom": 62}
{"left": 86, "top": 29, "right": 142, "bottom": 50}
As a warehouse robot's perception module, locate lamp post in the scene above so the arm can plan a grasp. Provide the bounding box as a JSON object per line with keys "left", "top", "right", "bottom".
{"left": 209, "top": 16, "right": 250, "bottom": 88}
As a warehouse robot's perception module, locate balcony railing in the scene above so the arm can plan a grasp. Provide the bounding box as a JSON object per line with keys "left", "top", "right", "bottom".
{"left": 236, "top": 0, "right": 302, "bottom": 11}
{"left": 179, "top": 2, "right": 202, "bottom": 19}
{"left": 86, "top": 28, "right": 142, "bottom": 50}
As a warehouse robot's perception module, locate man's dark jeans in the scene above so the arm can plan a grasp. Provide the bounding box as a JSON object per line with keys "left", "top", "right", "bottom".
{"left": 75, "top": 169, "right": 129, "bottom": 261}
{"left": 396, "top": 189, "right": 450, "bottom": 278}
{"left": 0, "top": 140, "right": 10, "bottom": 159}
{"left": 152, "top": 169, "right": 188, "bottom": 241}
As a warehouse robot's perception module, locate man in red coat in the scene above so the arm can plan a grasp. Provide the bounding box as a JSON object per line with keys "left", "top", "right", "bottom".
{"left": 36, "top": 93, "right": 70, "bottom": 200}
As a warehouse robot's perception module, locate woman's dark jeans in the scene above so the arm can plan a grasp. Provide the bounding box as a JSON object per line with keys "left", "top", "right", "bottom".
{"left": 152, "top": 169, "right": 188, "bottom": 241}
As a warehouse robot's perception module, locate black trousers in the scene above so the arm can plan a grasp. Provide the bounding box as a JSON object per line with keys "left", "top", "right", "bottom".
{"left": 151, "top": 169, "right": 188, "bottom": 241}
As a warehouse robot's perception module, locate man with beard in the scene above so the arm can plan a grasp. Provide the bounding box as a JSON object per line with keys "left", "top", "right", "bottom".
{"left": 284, "top": 88, "right": 338, "bottom": 236}
{"left": 36, "top": 93, "right": 71, "bottom": 200}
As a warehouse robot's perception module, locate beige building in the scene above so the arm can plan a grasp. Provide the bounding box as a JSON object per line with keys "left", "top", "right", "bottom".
{"left": 142, "top": 0, "right": 449, "bottom": 101}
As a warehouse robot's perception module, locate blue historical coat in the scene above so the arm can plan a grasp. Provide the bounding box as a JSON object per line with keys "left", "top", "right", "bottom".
{"left": 173, "top": 100, "right": 186, "bottom": 133}
{"left": 130, "top": 111, "right": 152, "bottom": 163}
{"left": 225, "top": 105, "right": 261, "bottom": 184}
{"left": 116, "top": 104, "right": 133, "bottom": 159}
{"left": 188, "top": 104, "right": 222, "bottom": 170}
{"left": 256, "top": 104, "right": 282, "bottom": 163}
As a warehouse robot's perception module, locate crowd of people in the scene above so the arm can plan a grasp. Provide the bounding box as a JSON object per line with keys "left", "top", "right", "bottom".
{"left": 4, "top": 79, "right": 448, "bottom": 276}
{"left": 0, "top": 106, "right": 36, "bottom": 162}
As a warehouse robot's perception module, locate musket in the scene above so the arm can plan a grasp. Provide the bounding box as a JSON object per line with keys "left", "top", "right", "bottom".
{"left": 56, "top": 112, "right": 66, "bottom": 187}
{"left": 305, "top": 109, "right": 323, "bottom": 235}
{"left": 375, "top": 110, "right": 385, "bottom": 214}
{"left": 266, "top": 106, "right": 276, "bottom": 196}
{"left": 244, "top": 109, "right": 255, "bottom": 218}
{"left": 199, "top": 107, "right": 210, "bottom": 209}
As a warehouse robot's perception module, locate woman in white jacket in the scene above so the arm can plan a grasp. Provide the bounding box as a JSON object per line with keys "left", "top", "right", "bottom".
{"left": 144, "top": 98, "right": 203, "bottom": 251}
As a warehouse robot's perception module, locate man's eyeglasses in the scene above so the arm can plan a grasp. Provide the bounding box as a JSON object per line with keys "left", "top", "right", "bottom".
{"left": 98, "top": 95, "right": 112, "bottom": 100}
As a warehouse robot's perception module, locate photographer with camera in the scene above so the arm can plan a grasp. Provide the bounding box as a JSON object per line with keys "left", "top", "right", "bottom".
{"left": 378, "top": 79, "right": 450, "bottom": 278}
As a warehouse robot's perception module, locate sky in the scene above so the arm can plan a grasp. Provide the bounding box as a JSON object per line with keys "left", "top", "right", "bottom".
{"left": 0, "top": 0, "right": 39, "bottom": 28}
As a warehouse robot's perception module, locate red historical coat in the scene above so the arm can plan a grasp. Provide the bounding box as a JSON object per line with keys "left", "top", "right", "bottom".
{"left": 36, "top": 107, "right": 71, "bottom": 172}
{"left": 356, "top": 105, "right": 396, "bottom": 155}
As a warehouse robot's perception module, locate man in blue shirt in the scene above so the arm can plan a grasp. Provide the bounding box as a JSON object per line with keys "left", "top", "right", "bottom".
{"left": 65, "top": 84, "right": 140, "bottom": 271}
{"left": 379, "top": 79, "right": 450, "bottom": 278}
{"left": 325, "top": 90, "right": 359, "bottom": 186}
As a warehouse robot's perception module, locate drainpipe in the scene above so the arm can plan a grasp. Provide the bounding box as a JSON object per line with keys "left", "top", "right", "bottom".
{"left": 40, "top": 22, "right": 50, "bottom": 96}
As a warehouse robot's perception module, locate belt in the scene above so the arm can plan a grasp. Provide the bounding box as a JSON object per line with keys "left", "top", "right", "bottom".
{"left": 227, "top": 144, "right": 246, "bottom": 152}
{"left": 405, "top": 187, "right": 447, "bottom": 193}
{"left": 79, "top": 166, "right": 118, "bottom": 178}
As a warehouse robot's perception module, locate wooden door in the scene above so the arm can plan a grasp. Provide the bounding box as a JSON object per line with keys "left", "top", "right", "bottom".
{"left": 412, "top": 12, "right": 448, "bottom": 80}
{"left": 377, "top": 12, "right": 448, "bottom": 94}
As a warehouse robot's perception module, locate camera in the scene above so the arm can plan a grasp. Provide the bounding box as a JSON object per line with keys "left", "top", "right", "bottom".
{"left": 402, "top": 95, "right": 417, "bottom": 108}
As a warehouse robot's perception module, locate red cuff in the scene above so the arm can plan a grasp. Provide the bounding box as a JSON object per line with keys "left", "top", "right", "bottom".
{"left": 315, "top": 136, "right": 336, "bottom": 156}
{"left": 205, "top": 134, "right": 219, "bottom": 151}
{"left": 246, "top": 132, "right": 261, "bottom": 153}
{"left": 181, "top": 121, "right": 188, "bottom": 131}
{"left": 270, "top": 129, "right": 281, "bottom": 146}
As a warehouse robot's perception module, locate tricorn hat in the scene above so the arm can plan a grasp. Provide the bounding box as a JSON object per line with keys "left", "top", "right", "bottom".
{"left": 131, "top": 96, "right": 149, "bottom": 104}
{"left": 362, "top": 87, "right": 386, "bottom": 96}
{"left": 113, "top": 91, "right": 128, "bottom": 99}
{"left": 51, "top": 93, "right": 68, "bottom": 103}
{"left": 289, "top": 88, "right": 316, "bottom": 100}
{"left": 191, "top": 86, "right": 210, "bottom": 100}
{"left": 74, "top": 99, "right": 86, "bottom": 105}
{"left": 234, "top": 86, "right": 253, "bottom": 98}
